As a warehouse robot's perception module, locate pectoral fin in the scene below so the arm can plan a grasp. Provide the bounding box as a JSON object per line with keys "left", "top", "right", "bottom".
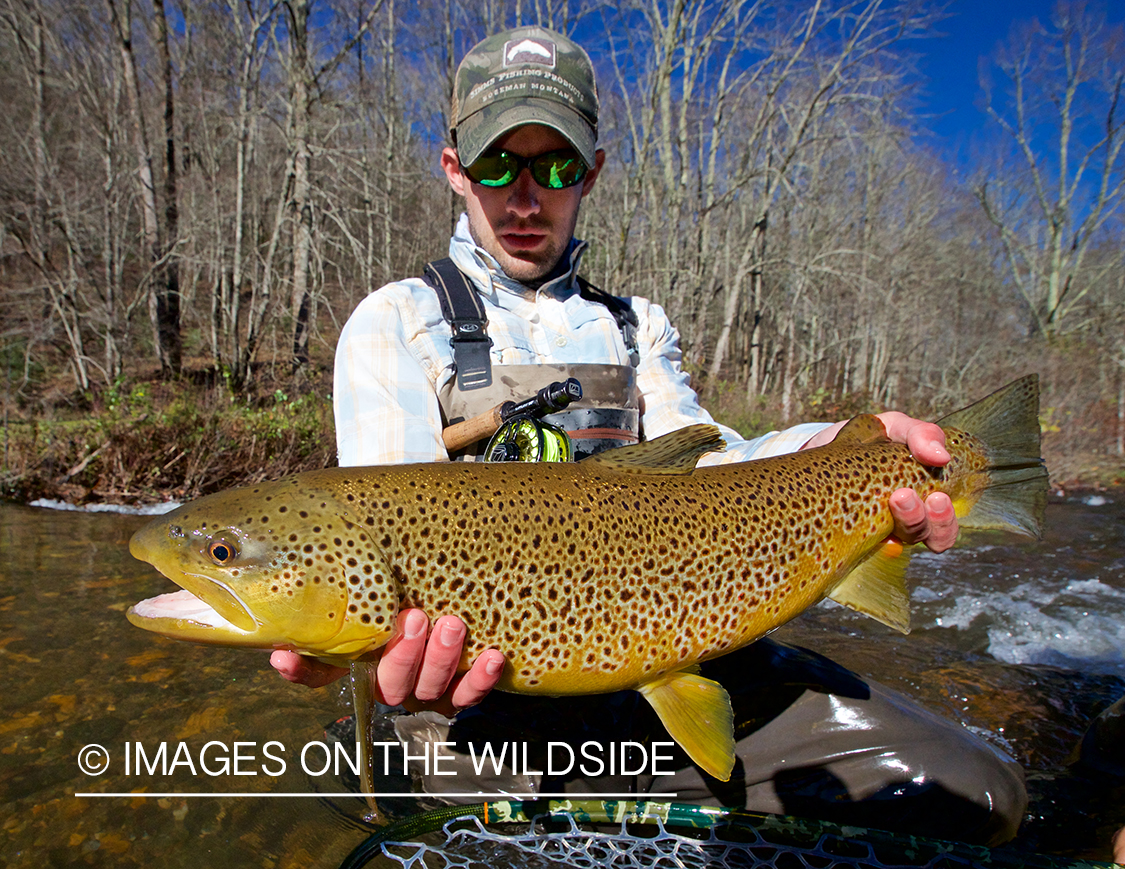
{"left": 827, "top": 539, "right": 912, "bottom": 633}
{"left": 636, "top": 669, "right": 735, "bottom": 782}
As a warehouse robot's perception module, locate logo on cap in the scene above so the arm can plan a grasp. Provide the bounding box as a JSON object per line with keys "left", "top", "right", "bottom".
{"left": 503, "top": 38, "right": 556, "bottom": 68}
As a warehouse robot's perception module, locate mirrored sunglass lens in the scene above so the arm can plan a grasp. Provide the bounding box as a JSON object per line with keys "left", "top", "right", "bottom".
{"left": 468, "top": 153, "right": 517, "bottom": 186}
{"left": 466, "top": 150, "right": 587, "bottom": 188}
{"left": 533, "top": 152, "right": 586, "bottom": 189}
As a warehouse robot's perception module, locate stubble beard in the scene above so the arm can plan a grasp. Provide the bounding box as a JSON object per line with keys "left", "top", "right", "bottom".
{"left": 467, "top": 211, "right": 571, "bottom": 288}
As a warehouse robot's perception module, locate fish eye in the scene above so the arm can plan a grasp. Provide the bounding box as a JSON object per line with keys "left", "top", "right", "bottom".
{"left": 208, "top": 539, "right": 239, "bottom": 565}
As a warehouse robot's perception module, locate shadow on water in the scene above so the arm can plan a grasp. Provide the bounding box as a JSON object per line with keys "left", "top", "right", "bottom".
{"left": 1, "top": 493, "right": 1124, "bottom": 866}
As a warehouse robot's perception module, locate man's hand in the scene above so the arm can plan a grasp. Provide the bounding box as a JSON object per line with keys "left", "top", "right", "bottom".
{"left": 270, "top": 609, "right": 505, "bottom": 716}
{"left": 801, "top": 411, "right": 958, "bottom": 554}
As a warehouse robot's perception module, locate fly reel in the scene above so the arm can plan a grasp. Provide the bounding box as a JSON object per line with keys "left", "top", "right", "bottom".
{"left": 484, "top": 418, "right": 572, "bottom": 463}
{"left": 482, "top": 378, "right": 581, "bottom": 463}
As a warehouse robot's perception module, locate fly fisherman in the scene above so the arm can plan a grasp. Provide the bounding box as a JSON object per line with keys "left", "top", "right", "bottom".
{"left": 272, "top": 26, "right": 1026, "bottom": 845}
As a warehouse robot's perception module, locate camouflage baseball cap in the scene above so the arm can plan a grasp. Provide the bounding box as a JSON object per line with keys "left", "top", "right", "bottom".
{"left": 452, "top": 26, "right": 599, "bottom": 168}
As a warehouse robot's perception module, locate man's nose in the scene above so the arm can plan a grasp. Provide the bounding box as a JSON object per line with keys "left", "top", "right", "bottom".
{"left": 506, "top": 169, "right": 541, "bottom": 217}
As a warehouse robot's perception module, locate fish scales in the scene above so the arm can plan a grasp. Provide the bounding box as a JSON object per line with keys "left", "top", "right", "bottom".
{"left": 288, "top": 443, "right": 932, "bottom": 694}
{"left": 127, "top": 375, "right": 1046, "bottom": 784}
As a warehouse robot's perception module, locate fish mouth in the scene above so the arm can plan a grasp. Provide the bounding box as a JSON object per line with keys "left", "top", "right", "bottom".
{"left": 127, "top": 587, "right": 261, "bottom": 645}
{"left": 129, "top": 521, "right": 259, "bottom": 635}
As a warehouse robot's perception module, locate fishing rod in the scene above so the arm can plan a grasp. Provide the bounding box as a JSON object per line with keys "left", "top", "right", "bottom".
{"left": 441, "top": 377, "right": 582, "bottom": 459}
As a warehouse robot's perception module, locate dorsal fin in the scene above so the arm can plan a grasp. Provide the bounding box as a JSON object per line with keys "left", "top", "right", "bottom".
{"left": 582, "top": 424, "right": 725, "bottom": 474}
{"left": 831, "top": 414, "right": 890, "bottom": 446}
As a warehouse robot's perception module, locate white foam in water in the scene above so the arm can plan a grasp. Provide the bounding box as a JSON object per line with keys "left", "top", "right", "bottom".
{"left": 927, "top": 577, "right": 1125, "bottom": 676}
{"left": 29, "top": 498, "right": 181, "bottom": 516}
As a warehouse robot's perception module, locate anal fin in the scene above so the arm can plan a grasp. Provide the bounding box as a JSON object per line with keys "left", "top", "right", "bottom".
{"left": 636, "top": 669, "right": 735, "bottom": 782}
{"left": 827, "top": 539, "right": 913, "bottom": 633}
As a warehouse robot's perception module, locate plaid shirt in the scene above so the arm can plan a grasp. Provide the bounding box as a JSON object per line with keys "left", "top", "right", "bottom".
{"left": 334, "top": 215, "right": 828, "bottom": 467}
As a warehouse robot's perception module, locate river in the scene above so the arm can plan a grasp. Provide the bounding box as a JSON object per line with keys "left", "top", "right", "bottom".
{"left": 1, "top": 493, "right": 1123, "bottom": 867}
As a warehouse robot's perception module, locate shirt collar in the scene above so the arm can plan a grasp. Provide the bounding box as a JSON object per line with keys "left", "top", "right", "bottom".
{"left": 448, "top": 213, "right": 588, "bottom": 301}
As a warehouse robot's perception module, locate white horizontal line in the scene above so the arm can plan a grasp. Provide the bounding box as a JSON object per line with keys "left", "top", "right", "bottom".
{"left": 75, "top": 792, "right": 679, "bottom": 799}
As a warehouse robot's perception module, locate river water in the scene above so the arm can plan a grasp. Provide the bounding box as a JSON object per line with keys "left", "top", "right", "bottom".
{"left": 1, "top": 493, "right": 1123, "bottom": 867}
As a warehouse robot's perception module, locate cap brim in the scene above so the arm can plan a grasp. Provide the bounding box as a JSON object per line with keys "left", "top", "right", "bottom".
{"left": 457, "top": 101, "right": 596, "bottom": 168}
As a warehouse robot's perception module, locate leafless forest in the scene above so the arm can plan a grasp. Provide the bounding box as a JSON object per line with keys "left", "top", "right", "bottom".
{"left": 1, "top": 0, "right": 1123, "bottom": 470}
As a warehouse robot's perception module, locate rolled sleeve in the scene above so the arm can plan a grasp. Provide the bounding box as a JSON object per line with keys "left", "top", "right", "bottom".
{"left": 333, "top": 285, "right": 449, "bottom": 466}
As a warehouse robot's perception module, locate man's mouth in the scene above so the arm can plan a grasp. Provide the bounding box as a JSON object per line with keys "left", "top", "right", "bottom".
{"left": 501, "top": 231, "right": 546, "bottom": 252}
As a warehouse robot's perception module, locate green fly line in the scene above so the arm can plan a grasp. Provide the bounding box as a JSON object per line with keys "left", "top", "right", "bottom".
{"left": 339, "top": 800, "right": 1115, "bottom": 869}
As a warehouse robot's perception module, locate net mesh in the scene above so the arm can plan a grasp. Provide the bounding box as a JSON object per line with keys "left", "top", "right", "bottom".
{"left": 345, "top": 800, "right": 1114, "bottom": 869}
{"left": 378, "top": 813, "right": 972, "bottom": 869}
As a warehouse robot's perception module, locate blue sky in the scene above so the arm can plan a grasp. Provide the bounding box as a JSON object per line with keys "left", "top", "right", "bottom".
{"left": 912, "top": 0, "right": 1121, "bottom": 163}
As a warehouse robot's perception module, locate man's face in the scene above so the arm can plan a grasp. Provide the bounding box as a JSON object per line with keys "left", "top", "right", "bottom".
{"left": 442, "top": 125, "right": 604, "bottom": 285}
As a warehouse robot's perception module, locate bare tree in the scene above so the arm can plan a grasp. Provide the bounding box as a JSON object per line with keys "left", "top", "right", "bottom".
{"left": 105, "top": 0, "right": 182, "bottom": 374}
{"left": 278, "top": 0, "right": 384, "bottom": 377}
{"left": 0, "top": 0, "right": 93, "bottom": 389}
{"left": 975, "top": 1, "right": 1125, "bottom": 340}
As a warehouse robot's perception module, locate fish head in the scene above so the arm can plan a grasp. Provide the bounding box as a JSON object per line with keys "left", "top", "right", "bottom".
{"left": 127, "top": 476, "right": 400, "bottom": 659}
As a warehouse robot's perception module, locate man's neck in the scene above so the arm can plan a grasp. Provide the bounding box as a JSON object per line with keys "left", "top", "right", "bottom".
{"left": 519, "top": 250, "right": 572, "bottom": 291}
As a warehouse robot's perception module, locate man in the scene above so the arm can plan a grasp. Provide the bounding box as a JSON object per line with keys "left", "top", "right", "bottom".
{"left": 272, "top": 25, "right": 1025, "bottom": 844}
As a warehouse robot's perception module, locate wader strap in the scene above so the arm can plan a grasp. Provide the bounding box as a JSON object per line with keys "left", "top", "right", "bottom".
{"left": 577, "top": 276, "right": 639, "bottom": 366}
{"left": 423, "top": 259, "right": 640, "bottom": 392}
{"left": 422, "top": 258, "right": 493, "bottom": 390}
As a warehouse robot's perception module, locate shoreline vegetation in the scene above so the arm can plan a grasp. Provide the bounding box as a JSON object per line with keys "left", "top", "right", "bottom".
{"left": 3, "top": 2, "right": 1124, "bottom": 504}
{"left": 3, "top": 363, "right": 1123, "bottom": 508}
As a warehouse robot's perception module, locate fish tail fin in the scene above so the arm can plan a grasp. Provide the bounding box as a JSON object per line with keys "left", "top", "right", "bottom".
{"left": 937, "top": 374, "right": 1048, "bottom": 538}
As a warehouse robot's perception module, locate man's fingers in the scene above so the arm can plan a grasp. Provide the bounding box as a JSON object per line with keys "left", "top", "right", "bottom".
{"left": 878, "top": 413, "right": 950, "bottom": 466}
{"left": 888, "top": 488, "right": 958, "bottom": 553}
{"left": 269, "top": 611, "right": 499, "bottom": 715}
{"left": 921, "top": 491, "right": 957, "bottom": 553}
{"left": 413, "top": 616, "right": 467, "bottom": 702}
{"left": 448, "top": 649, "right": 505, "bottom": 711}
{"left": 905, "top": 422, "right": 950, "bottom": 467}
{"left": 374, "top": 609, "right": 430, "bottom": 706}
{"left": 889, "top": 488, "right": 928, "bottom": 544}
{"left": 805, "top": 414, "right": 950, "bottom": 468}
{"left": 270, "top": 650, "right": 348, "bottom": 688}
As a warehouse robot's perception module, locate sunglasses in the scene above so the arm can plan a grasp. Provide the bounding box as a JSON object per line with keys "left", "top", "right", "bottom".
{"left": 462, "top": 148, "right": 589, "bottom": 190}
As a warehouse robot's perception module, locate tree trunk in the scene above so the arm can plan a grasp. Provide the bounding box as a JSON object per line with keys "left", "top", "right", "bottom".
{"left": 287, "top": 0, "right": 313, "bottom": 375}
{"left": 152, "top": 0, "right": 182, "bottom": 374}
{"left": 107, "top": 0, "right": 180, "bottom": 375}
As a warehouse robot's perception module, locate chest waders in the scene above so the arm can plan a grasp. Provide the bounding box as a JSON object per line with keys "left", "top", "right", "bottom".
{"left": 422, "top": 258, "right": 642, "bottom": 461}
{"left": 396, "top": 260, "right": 1027, "bottom": 845}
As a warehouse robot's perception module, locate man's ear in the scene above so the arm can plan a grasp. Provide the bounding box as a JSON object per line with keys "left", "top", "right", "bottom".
{"left": 580, "top": 149, "right": 606, "bottom": 198}
{"left": 441, "top": 147, "right": 467, "bottom": 197}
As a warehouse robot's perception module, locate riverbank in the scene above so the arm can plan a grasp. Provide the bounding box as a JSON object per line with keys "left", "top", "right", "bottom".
{"left": 3, "top": 368, "right": 1123, "bottom": 506}
{"left": 1, "top": 369, "right": 337, "bottom": 506}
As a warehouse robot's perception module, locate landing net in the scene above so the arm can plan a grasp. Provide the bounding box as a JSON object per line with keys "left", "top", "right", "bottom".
{"left": 340, "top": 800, "right": 1114, "bottom": 869}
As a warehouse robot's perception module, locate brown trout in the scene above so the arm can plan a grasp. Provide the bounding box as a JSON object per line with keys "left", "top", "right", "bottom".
{"left": 128, "top": 375, "right": 1047, "bottom": 786}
